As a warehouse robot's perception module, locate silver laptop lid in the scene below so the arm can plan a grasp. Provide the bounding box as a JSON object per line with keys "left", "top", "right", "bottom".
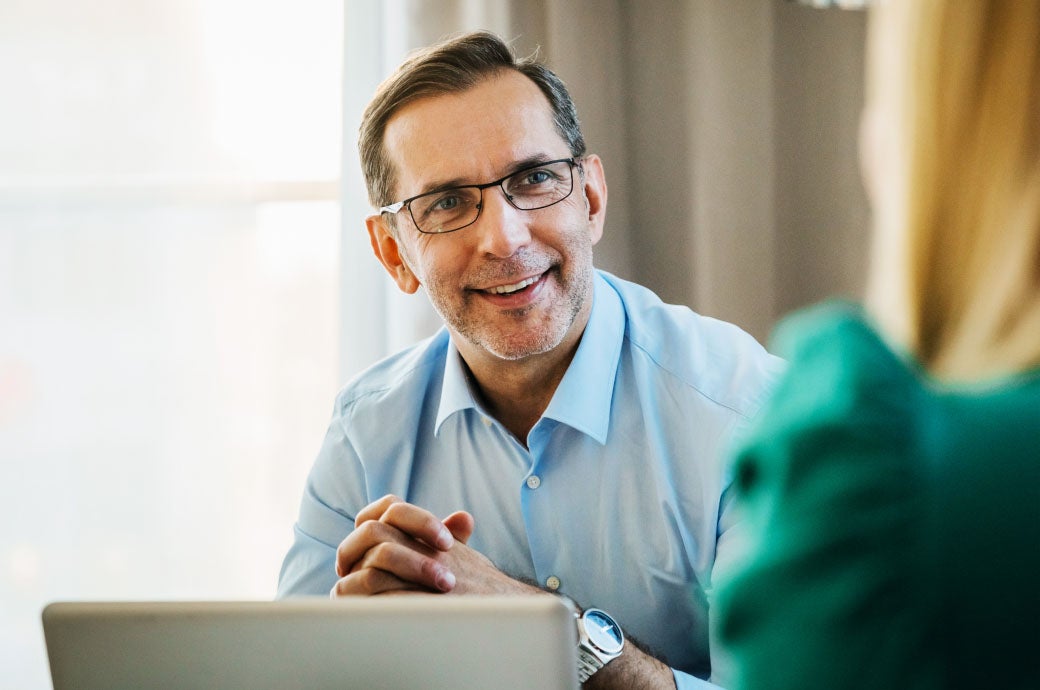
{"left": 43, "top": 596, "right": 579, "bottom": 690}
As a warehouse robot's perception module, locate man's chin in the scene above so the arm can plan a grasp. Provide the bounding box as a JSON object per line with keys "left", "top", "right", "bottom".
{"left": 444, "top": 291, "right": 587, "bottom": 362}
{"left": 478, "top": 337, "right": 559, "bottom": 362}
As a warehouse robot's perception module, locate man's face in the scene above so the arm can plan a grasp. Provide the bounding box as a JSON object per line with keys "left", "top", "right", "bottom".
{"left": 370, "top": 69, "right": 607, "bottom": 364}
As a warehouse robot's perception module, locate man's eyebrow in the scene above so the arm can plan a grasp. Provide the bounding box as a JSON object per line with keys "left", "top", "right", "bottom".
{"left": 415, "top": 176, "right": 470, "bottom": 197}
{"left": 414, "top": 154, "right": 560, "bottom": 197}
{"left": 503, "top": 154, "right": 559, "bottom": 177}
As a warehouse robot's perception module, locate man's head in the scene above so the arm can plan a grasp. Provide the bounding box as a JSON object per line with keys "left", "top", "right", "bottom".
{"left": 360, "top": 31, "right": 607, "bottom": 367}
{"left": 360, "top": 32, "right": 586, "bottom": 211}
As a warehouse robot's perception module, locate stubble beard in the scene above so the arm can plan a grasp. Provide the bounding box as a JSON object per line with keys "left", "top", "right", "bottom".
{"left": 426, "top": 245, "right": 594, "bottom": 362}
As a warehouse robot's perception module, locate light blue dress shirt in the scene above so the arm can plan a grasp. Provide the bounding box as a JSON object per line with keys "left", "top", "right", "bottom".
{"left": 278, "top": 270, "right": 784, "bottom": 689}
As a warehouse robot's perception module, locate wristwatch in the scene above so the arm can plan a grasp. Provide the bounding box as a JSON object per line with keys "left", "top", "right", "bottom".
{"left": 575, "top": 607, "right": 625, "bottom": 683}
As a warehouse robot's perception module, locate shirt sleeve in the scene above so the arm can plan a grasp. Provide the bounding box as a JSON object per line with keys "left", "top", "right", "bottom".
{"left": 276, "top": 397, "right": 369, "bottom": 598}
{"left": 712, "top": 305, "right": 931, "bottom": 690}
{"left": 674, "top": 669, "right": 726, "bottom": 689}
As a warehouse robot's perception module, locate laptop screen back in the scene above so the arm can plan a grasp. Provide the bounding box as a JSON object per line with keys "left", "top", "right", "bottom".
{"left": 42, "top": 596, "right": 579, "bottom": 690}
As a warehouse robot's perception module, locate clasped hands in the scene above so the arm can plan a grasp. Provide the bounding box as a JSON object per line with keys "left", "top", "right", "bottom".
{"left": 330, "top": 494, "right": 537, "bottom": 598}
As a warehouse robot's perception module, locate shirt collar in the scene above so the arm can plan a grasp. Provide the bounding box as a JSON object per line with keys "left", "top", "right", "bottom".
{"left": 435, "top": 338, "right": 479, "bottom": 434}
{"left": 539, "top": 272, "right": 621, "bottom": 443}
{"left": 434, "top": 271, "right": 623, "bottom": 443}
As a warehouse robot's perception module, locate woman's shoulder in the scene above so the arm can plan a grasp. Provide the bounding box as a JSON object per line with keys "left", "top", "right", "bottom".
{"left": 771, "top": 300, "right": 909, "bottom": 386}
{"left": 717, "top": 302, "right": 938, "bottom": 689}
{"left": 740, "top": 301, "right": 925, "bottom": 470}
{"left": 724, "top": 301, "right": 1040, "bottom": 689}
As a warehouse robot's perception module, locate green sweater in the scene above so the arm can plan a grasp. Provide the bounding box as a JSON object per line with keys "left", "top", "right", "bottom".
{"left": 714, "top": 302, "right": 1040, "bottom": 689}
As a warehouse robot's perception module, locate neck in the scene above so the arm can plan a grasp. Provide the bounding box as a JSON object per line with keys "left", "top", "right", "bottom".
{"left": 458, "top": 323, "right": 588, "bottom": 447}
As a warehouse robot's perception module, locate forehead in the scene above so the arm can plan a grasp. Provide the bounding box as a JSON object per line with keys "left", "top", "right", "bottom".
{"left": 383, "top": 69, "right": 569, "bottom": 197}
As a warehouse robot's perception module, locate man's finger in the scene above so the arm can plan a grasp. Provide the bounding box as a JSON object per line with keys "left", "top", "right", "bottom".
{"left": 330, "top": 568, "right": 416, "bottom": 597}
{"left": 442, "top": 511, "right": 475, "bottom": 544}
{"left": 354, "top": 494, "right": 404, "bottom": 527}
{"left": 336, "top": 519, "right": 410, "bottom": 577}
{"left": 350, "top": 541, "right": 456, "bottom": 592}
{"left": 379, "top": 501, "right": 454, "bottom": 551}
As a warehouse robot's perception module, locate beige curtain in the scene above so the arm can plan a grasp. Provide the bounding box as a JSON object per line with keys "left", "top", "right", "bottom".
{"left": 341, "top": 0, "right": 869, "bottom": 378}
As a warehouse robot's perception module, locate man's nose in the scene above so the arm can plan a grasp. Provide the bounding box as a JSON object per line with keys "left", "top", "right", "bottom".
{"left": 473, "top": 186, "right": 533, "bottom": 257}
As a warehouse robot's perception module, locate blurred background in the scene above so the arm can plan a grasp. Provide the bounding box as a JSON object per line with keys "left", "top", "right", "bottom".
{"left": 1, "top": 0, "right": 867, "bottom": 686}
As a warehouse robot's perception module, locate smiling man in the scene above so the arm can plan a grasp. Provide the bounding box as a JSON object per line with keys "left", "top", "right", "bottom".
{"left": 277, "top": 32, "right": 783, "bottom": 690}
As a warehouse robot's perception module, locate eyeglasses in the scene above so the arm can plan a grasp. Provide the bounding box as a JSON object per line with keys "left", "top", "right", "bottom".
{"left": 379, "top": 157, "right": 581, "bottom": 235}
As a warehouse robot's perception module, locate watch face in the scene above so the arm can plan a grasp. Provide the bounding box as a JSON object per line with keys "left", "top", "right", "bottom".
{"left": 584, "top": 609, "right": 624, "bottom": 655}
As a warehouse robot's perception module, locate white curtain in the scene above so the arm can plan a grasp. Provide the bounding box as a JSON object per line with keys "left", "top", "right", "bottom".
{"left": 1, "top": 2, "right": 343, "bottom": 686}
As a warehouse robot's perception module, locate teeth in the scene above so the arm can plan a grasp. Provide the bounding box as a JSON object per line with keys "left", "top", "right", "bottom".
{"left": 489, "top": 275, "right": 539, "bottom": 294}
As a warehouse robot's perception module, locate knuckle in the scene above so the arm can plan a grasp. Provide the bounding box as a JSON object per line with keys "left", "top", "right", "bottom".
{"left": 382, "top": 501, "right": 409, "bottom": 522}
{"left": 354, "top": 520, "right": 383, "bottom": 541}
{"left": 369, "top": 542, "right": 394, "bottom": 566}
{"left": 357, "top": 568, "right": 383, "bottom": 592}
{"left": 424, "top": 516, "right": 444, "bottom": 537}
{"left": 335, "top": 541, "right": 350, "bottom": 564}
{"left": 418, "top": 557, "right": 440, "bottom": 582}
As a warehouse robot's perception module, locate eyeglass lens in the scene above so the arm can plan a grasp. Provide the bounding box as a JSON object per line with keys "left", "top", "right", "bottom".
{"left": 409, "top": 159, "right": 575, "bottom": 234}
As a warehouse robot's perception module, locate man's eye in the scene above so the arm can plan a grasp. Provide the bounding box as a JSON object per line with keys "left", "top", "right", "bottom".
{"left": 431, "top": 195, "right": 462, "bottom": 212}
{"left": 521, "top": 170, "right": 552, "bottom": 185}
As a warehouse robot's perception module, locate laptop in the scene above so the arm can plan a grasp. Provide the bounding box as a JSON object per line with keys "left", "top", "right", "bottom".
{"left": 42, "top": 595, "right": 580, "bottom": 690}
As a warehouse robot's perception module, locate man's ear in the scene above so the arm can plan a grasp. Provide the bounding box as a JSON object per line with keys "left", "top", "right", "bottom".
{"left": 579, "top": 154, "right": 608, "bottom": 246}
{"left": 366, "top": 215, "right": 421, "bottom": 294}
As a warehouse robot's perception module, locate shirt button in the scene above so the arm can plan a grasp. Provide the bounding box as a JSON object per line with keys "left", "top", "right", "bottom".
{"left": 526, "top": 475, "right": 541, "bottom": 490}
{"left": 482, "top": 417, "right": 492, "bottom": 427}
{"left": 545, "top": 575, "right": 561, "bottom": 591}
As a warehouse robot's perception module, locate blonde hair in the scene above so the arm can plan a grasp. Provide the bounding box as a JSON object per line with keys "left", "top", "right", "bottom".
{"left": 865, "top": 0, "right": 1040, "bottom": 382}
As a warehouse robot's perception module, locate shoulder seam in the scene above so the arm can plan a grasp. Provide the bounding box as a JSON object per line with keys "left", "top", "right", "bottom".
{"left": 625, "top": 333, "right": 759, "bottom": 420}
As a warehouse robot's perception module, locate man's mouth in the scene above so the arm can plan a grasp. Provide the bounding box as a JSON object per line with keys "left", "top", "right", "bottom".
{"left": 485, "top": 274, "right": 542, "bottom": 295}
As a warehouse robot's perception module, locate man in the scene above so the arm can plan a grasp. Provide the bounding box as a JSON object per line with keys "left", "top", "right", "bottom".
{"left": 278, "top": 31, "right": 783, "bottom": 690}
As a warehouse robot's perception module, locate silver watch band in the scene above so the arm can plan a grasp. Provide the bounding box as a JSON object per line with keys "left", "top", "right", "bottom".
{"left": 577, "top": 646, "right": 604, "bottom": 683}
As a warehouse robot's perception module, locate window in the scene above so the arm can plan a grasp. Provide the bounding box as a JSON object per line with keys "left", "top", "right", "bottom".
{"left": 0, "top": 1, "right": 342, "bottom": 686}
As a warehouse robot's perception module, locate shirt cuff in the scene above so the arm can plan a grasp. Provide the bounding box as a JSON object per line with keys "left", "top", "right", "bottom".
{"left": 673, "top": 668, "right": 725, "bottom": 690}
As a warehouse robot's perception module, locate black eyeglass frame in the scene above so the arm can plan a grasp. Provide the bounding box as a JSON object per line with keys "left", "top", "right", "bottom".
{"left": 378, "top": 157, "right": 583, "bottom": 235}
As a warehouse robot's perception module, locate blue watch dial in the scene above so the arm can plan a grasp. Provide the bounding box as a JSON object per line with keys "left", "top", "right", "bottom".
{"left": 584, "top": 609, "right": 623, "bottom": 653}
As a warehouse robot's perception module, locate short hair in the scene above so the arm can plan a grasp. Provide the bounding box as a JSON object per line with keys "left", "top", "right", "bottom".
{"left": 358, "top": 30, "right": 586, "bottom": 209}
{"left": 864, "top": 0, "right": 1040, "bottom": 380}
